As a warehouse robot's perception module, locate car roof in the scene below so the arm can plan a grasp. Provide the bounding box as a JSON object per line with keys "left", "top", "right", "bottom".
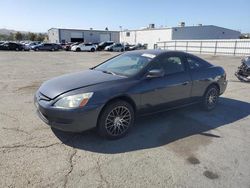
{"left": 125, "top": 49, "right": 193, "bottom": 57}
{"left": 125, "top": 49, "right": 173, "bottom": 56}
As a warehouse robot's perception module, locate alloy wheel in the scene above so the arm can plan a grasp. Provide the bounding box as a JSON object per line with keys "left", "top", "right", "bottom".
{"left": 206, "top": 88, "right": 218, "bottom": 109}
{"left": 105, "top": 106, "right": 131, "bottom": 136}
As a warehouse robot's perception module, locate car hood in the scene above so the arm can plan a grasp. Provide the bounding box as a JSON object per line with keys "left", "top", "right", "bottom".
{"left": 39, "top": 69, "right": 125, "bottom": 99}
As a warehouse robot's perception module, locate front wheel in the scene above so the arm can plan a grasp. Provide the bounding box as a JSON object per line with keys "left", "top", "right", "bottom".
{"left": 97, "top": 100, "right": 135, "bottom": 139}
{"left": 202, "top": 85, "right": 219, "bottom": 111}
{"left": 90, "top": 48, "right": 95, "bottom": 52}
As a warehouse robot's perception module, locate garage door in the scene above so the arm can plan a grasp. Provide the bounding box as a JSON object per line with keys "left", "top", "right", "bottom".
{"left": 71, "top": 38, "right": 84, "bottom": 42}
{"left": 70, "top": 32, "right": 84, "bottom": 42}
{"left": 71, "top": 32, "right": 83, "bottom": 38}
{"left": 100, "top": 34, "right": 110, "bottom": 42}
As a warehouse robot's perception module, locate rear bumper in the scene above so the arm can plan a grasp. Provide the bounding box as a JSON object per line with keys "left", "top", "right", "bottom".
{"left": 34, "top": 96, "right": 103, "bottom": 132}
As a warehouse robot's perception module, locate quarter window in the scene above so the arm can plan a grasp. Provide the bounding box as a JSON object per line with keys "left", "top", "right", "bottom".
{"left": 187, "top": 56, "right": 206, "bottom": 70}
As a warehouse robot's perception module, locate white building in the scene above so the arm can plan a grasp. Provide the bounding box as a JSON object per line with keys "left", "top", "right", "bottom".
{"left": 120, "top": 25, "right": 241, "bottom": 49}
{"left": 48, "top": 25, "right": 241, "bottom": 49}
{"left": 48, "top": 28, "right": 120, "bottom": 43}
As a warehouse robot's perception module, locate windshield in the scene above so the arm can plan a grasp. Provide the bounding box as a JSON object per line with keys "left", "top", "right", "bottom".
{"left": 94, "top": 53, "right": 154, "bottom": 77}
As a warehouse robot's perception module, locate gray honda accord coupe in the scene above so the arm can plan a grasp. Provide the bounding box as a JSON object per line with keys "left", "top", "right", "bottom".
{"left": 34, "top": 50, "right": 227, "bottom": 139}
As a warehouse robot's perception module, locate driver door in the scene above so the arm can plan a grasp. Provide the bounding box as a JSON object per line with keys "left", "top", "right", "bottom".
{"left": 139, "top": 52, "right": 192, "bottom": 113}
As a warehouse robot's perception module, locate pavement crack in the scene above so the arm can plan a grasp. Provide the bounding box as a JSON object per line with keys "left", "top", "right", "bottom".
{"left": 2, "top": 127, "right": 31, "bottom": 135}
{"left": 0, "top": 132, "right": 78, "bottom": 151}
{"left": 63, "top": 149, "right": 77, "bottom": 188}
{"left": 96, "top": 157, "right": 110, "bottom": 188}
{"left": 0, "top": 142, "right": 61, "bottom": 150}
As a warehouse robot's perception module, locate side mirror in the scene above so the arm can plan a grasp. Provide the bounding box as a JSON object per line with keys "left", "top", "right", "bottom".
{"left": 146, "top": 69, "right": 165, "bottom": 78}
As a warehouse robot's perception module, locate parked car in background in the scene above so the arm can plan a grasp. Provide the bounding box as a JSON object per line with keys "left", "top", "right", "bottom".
{"left": 61, "top": 42, "right": 74, "bottom": 51}
{"left": 31, "top": 43, "right": 61, "bottom": 51}
{"left": 27, "top": 42, "right": 41, "bottom": 48}
{"left": 35, "top": 50, "right": 227, "bottom": 139}
{"left": 71, "top": 43, "right": 97, "bottom": 52}
{"left": 23, "top": 44, "right": 31, "bottom": 51}
{"left": 123, "top": 43, "right": 133, "bottom": 51}
{"left": 104, "top": 43, "right": 125, "bottom": 52}
{"left": 0, "top": 42, "right": 26, "bottom": 51}
{"left": 129, "top": 43, "right": 147, "bottom": 51}
{"left": 97, "top": 41, "right": 114, "bottom": 51}
{"left": 64, "top": 42, "right": 81, "bottom": 51}
{"left": 56, "top": 44, "right": 63, "bottom": 50}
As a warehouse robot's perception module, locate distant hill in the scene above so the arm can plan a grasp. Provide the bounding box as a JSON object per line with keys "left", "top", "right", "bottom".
{"left": 0, "top": 28, "right": 30, "bottom": 35}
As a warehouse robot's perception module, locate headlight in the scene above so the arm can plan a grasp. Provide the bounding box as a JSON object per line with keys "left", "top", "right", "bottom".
{"left": 54, "top": 92, "right": 93, "bottom": 108}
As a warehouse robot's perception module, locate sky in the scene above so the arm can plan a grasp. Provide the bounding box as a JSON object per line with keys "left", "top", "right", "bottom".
{"left": 0, "top": 0, "right": 249, "bottom": 33}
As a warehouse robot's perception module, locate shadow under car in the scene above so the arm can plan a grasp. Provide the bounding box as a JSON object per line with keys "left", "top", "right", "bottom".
{"left": 52, "top": 97, "right": 250, "bottom": 154}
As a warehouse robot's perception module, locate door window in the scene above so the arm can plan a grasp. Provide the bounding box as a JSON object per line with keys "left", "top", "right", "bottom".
{"left": 160, "top": 56, "right": 185, "bottom": 75}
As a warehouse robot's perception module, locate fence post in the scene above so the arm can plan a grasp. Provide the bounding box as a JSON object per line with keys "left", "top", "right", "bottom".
{"left": 174, "top": 41, "right": 177, "bottom": 50}
{"left": 186, "top": 41, "right": 188, "bottom": 52}
{"left": 233, "top": 40, "right": 237, "bottom": 56}
{"left": 214, "top": 41, "right": 218, "bottom": 56}
{"left": 200, "top": 41, "right": 202, "bottom": 54}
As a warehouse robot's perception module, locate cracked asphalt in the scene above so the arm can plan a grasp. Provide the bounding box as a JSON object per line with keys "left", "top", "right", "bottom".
{"left": 0, "top": 51, "right": 250, "bottom": 188}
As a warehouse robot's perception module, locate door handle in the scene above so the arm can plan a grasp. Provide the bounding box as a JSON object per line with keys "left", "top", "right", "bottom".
{"left": 182, "top": 81, "right": 189, "bottom": 86}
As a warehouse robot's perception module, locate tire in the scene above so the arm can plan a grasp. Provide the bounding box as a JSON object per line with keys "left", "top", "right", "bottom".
{"left": 35, "top": 48, "right": 38, "bottom": 51}
{"left": 15, "top": 48, "right": 19, "bottom": 51}
{"left": 76, "top": 48, "right": 81, "bottom": 52}
{"left": 51, "top": 48, "right": 55, "bottom": 51}
{"left": 97, "top": 100, "right": 135, "bottom": 139}
{"left": 202, "top": 85, "right": 219, "bottom": 111}
{"left": 121, "top": 48, "right": 124, "bottom": 52}
{"left": 90, "top": 48, "right": 95, "bottom": 52}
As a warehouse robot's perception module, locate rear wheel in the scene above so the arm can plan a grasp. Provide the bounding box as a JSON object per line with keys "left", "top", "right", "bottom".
{"left": 76, "top": 48, "right": 81, "bottom": 52}
{"left": 202, "top": 85, "right": 219, "bottom": 111}
{"left": 97, "top": 100, "right": 134, "bottom": 139}
{"left": 90, "top": 48, "right": 95, "bottom": 52}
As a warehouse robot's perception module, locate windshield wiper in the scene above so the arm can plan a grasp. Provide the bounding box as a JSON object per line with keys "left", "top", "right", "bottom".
{"left": 102, "top": 70, "right": 117, "bottom": 75}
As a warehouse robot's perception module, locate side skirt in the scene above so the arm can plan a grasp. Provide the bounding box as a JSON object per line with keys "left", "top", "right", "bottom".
{"left": 138, "top": 101, "right": 201, "bottom": 117}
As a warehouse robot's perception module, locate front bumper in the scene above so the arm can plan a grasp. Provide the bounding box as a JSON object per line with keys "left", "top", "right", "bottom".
{"left": 219, "top": 80, "right": 228, "bottom": 95}
{"left": 235, "top": 72, "right": 250, "bottom": 82}
{"left": 34, "top": 93, "right": 103, "bottom": 132}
